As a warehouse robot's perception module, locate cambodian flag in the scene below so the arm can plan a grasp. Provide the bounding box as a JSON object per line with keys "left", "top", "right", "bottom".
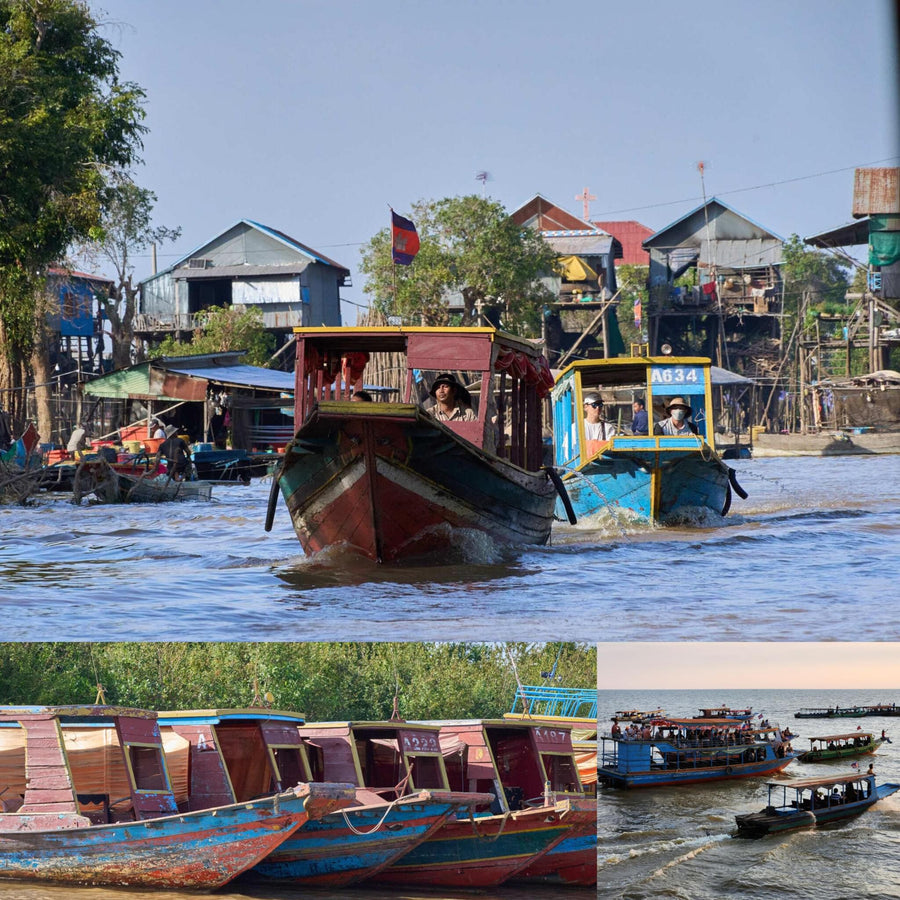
{"left": 391, "top": 210, "right": 420, "bottom": 266}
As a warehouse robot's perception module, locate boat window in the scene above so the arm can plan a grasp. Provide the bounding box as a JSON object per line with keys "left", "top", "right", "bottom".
{"left": 125, "top": 743, "right": 169, "bottom": 793}
{"left": 302, "top": 741, "right": 325, "bottom": 782}
{"left": 411, "top": 369, "right": 482, "bottom": 419}
{"left": 269, "top": 745, "right": 309, "bottom": 790}
{"left": 540, "top": 753, "right": 580, "bottom": 792}
{"left": 407, "top": 753, "right": 445, "bottom": 790}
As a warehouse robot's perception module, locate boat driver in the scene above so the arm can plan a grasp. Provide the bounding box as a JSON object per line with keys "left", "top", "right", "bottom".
{"left": 654, "top": 397, "right": 699, "bottom": 436}
{"left": 583, "top": 392, "right": 616, "bottom": 441}
{"left": 428, "top": 373, "right": 476, "bottom": 421}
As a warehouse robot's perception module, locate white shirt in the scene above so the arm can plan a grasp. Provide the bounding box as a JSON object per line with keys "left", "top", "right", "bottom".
{"left": 584, "top": 420, "right": 616, "bottom": 441}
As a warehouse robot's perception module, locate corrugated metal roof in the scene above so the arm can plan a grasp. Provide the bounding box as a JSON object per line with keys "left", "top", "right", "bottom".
{"left": 166, "top": 363, "right": 295, "bottom": 392}
{"left": 173, "top": 263, "right": 310, "bottom": 280}
{"left": 543, "top": 233, "right": 616, "bottom": 256}
{"left": 644, "top": 197, "right": 784, "bottom": 247}
{"left": 83, "top": 363, "right": 153, "bottom": 398}
{"left": 592, "top": 221, "right": 653, "bottom": 265}
{"left": 805, "top": 219, "right": 870, "bottom": 248}
{"left": 702, "top": 238, "right": 782, "bottom": 269}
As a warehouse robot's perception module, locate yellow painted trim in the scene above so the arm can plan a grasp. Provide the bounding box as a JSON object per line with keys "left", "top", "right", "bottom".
{"left": 123, "top": 740, "right": 173, "bottom": 795}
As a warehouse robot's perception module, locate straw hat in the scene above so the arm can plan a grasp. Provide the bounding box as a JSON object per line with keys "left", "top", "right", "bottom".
{"left": 666, "top": 397, "right": 692, "bottom": 412}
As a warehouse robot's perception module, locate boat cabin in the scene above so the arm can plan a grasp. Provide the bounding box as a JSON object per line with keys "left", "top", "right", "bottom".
{"left": 296, "top": 721, "right": 452, "bottom": 801}
{"left": 158, "top": 708, "right": 311, "bottom": 811}
{"left": 696, "top": 707, "right": 753, "bottom": 720}
{"left": 421, "top": 720, "right": 586, "bottom": 814}
{"left": 552, "top": 356, "right": 716, "bottom": 467}
{"left": 761, "top": 773, "right": 875, "bottom": 814}
{"left": 806, "top": 732, "right": 876, "bottom": 752}
{"left": 0, "top": 705, "right": 178, "bottom": 826}
{"left": 291, "top": 327, "right": 554, "bottom": 469}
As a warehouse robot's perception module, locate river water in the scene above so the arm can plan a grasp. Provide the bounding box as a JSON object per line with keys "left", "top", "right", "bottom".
{"left": 597, "top": 688, "right": 900, "bottom": 899}
{"left": 1, "top": 454, "right": 898, "bottom": 640}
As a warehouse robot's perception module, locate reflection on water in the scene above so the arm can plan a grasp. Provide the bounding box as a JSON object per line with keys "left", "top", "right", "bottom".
{"left": 1, "top": 455, "right": 898, "bottom": 640}
{"left": 597, "top": 689, "right": 900, "bottom": 900}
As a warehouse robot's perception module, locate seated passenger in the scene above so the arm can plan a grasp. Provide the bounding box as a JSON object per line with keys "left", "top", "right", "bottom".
{"left": 654, "top": 397, "right": 699, "bottom": 436}
{"left": 428, "top": 373, "right": 476, "bottom": 422}
{"left": 583, "top": 392, "right": 616, "bottom": 441}
{"left": 351, "top": 389, "right": 374, "bottom": 402}
{"left": 630, "top": 398, "right": 649, "bottom": 434}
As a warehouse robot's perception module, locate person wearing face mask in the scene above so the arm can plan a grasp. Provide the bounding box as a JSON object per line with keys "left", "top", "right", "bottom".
{"left": 654, "top": 397, "right": 699, "bottom": 435}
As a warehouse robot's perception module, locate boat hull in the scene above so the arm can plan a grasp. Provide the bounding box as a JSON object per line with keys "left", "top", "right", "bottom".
{"left": 0, "top": 791, "right": 310, "bottom": 890}
{"left": 508, "top": 821, "right": 598, "bottom": 886}
{"left": 557, "top": 446, "right": 730, "bottom": 522}
{"left": 371, "top": 801, "right": 585, "bottom": 888}
{"left": 279, "top": 407, "right": 557, "bottom": 561}
{"left": 600, "top": 754, "right": 797, "bottom": 788}
{"left": 736, "top": 783, "right": 900, "bottom": 838}
{"left": 244, "top": 792, "right": 471, "bottom": 887}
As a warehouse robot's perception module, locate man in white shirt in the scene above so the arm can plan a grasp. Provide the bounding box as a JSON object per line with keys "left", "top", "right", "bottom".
{"left": 583, "top": 392, "right": 616, "bottom": 441}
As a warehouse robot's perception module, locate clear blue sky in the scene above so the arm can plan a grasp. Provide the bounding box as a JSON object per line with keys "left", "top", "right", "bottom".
{"left": 93, "top": 0, "right": 899, "bottom": 320}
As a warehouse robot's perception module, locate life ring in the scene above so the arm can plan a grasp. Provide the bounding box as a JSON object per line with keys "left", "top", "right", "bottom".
{"left": 544, "top": 467, "right": 577, "bottom": 525}
{"left": 724, "top": 766, "right": 733, "bottom": 775}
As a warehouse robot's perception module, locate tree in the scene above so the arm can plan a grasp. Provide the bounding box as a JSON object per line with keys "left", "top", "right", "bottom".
{"left": 781, "top": 234, "right": 851, "bottom": 324}
{"left": 153, "top": 305, "right": 276, "bottom": 367}
{"left": 0, "top": 0, "right": 146, "bottom": 425}
{"left": 359, "top": 196, "right": 557, "bottom": 336}
{"left": 76, "top": 172, "right": 181, "bottom": 371}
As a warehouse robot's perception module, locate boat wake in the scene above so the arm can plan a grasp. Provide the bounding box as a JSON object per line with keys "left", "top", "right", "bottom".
{"left": 599, "top": 831, "right": 729, "bottom": 870}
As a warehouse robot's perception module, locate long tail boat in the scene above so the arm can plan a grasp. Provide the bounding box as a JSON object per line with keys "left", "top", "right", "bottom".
{"left": 370, "top": 719, "right": 596, "bottom": 888}
{"left": 0, "top": 705, "right": 340, "bottom": 890}
{"left": 735, "top": 773, "right": 900, "bottom": 837}
{"left": 265, "top": 326, "right": 573, "bottom": 562}
{"left": 599, "top": 716, "right": 800, "bottom": 787}
{"left": 159, "top": 710, "right": 488, "bottom": 888}
{"left": 551, "top": 355, "right": 748, "bottom": 522}
{"left": 795, "top": 706, "right": 870, "bottom": 718}
{"left": 797, "top": 732, "right": 884, "bottom": 762}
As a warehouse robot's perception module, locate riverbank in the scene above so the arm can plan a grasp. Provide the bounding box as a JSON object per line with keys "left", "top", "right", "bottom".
{"left": 752, "top": 430, "right": 900, "bottom": 457}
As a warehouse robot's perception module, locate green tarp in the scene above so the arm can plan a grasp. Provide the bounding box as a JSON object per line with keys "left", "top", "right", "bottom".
{"left": 869, "top": 215, "right": 900, "bottom": 267}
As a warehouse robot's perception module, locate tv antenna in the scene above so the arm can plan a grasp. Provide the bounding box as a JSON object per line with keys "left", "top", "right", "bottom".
{"left": 475, "top": 171, "right": 490, "bottom": 195}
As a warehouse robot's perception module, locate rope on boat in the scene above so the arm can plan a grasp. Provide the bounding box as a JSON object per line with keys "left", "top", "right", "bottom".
{"left": 543, "top": 466, "right": 577, "bottom": 524}
{"left": 467, "top": 808, "right": 511, "bottom": 842}
{"left": 340, "top": 795, "right": 403, "bottom": 835}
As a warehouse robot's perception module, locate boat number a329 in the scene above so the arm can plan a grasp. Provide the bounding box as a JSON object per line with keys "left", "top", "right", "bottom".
{"left": 650, "top": 366, "right": 703, "bottom": 385}
{"left": 401, "top": 732, "right": 440, "bottom": 753}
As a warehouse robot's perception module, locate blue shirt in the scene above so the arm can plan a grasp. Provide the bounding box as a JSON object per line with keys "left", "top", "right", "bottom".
{"left": 631, "top": 409, "right": 649, "bottom": 435}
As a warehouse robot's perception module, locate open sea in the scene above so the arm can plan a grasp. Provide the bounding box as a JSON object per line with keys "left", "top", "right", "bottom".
{"left": 598, "top": 688, "right": 900, "bottom": 899}
{"left": 0, "top": 453, "right": 898, "bottom": 640}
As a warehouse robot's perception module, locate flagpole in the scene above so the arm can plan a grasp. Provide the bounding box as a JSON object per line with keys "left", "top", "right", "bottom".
{"left": 389, "top": 206, "right": 396, "bottom": 321}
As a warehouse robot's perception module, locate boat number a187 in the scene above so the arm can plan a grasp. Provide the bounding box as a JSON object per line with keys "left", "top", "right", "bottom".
{"left": 650, "top": 366, "right": 702, "bottom": 385}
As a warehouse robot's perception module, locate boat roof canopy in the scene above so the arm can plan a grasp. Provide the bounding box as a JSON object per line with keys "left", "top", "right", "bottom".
{"left": 769, "top": 773, "right": 873, "bottom": 789}
{"left": 158, "top": 708, "right": 307, "bottom": 724}
{"left": 808, "top": 733, "right": 873, "bottom": 742}
{"left": 291, "top": 326, "right": 542, "bottom": 357}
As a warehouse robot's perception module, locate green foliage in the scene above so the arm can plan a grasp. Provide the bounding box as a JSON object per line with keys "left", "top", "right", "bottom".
{"left": 613, "top": 264, "right": 649, "bottom": 355}
{"left": 781, "top": 234, "right": 851, "bottom": 317}
{"left": 153, "top": 306, "right": 276, "bottom": 366}
{"left": 0, "top": 643, "right": 596, "bottom": 721}
{"left": 0, "top": 0, "right": 146, "bottom": 363}
{"left": 359, "top": 196, "right": 557, "bottom": 336}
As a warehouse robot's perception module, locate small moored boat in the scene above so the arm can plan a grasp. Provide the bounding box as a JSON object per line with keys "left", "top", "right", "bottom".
{"left": 735, "top": 773, "right": 900, "bottom": 838}
{"left": 0, "top": 705, "right": 330, "bottom": 890}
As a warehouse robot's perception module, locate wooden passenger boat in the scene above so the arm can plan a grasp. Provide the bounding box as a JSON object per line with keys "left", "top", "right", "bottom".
{"left": 158, "top": 710, "right": 485, "bottom": 888}
{"left": 550, "top": 355, "right": 747, "bottom": 522}
{"left": 68, "top": 457, "right": 213, "bottom": 503}
{"left": 265, "top": 326, "right": 571, "bottom": 562}
{"left": 599, "top": 717, "right": 799, "bottom": 788}
{"left": 794, "top": 706, "right": 870, "bottom": 719}
{"left": 0, "top": 705, "right": 331, "bottom": 890}
{"left": 735, "top": 773, "right": 900, "bottom": 838}
{"left": 696, "top": 706, "right": 754, "bottom": 721}
{"left": 370, "top": 719, "right": 596, "bottom": 888}
{"left": 797, "top": 732, "right": 883, "bottom": 762}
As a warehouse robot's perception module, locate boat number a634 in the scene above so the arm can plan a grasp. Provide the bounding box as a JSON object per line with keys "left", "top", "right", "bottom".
{"left": 650, "top": 366, "right": 702, "bottom": 385}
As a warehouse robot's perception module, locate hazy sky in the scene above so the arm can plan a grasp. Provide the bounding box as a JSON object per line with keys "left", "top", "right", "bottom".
{"left": 92, "top": 1, "right": 898, "bottom": 319}
{"left": 598, "top": 643, "right": 900, "bottom": 689}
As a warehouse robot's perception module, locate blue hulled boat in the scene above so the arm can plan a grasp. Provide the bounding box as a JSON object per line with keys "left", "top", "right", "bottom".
{"left": 599, "top": 716, "right": 800, "bottom": 788}
{"left": 551, "top": 355, "right": 747, "bottom": 522}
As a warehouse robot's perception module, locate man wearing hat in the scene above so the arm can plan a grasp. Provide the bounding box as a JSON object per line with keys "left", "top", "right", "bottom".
{"left": 428, "top": 373, "right": 476, "bottom": 422}
{"left": 654, "top": 397, "right": 699, "bottom": 436}
{"left": 583, "top": 392, "right": 616, "bottom": 441}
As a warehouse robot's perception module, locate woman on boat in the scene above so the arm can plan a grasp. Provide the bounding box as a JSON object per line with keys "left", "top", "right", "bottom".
{"left": 428, "top": 374, "right": 476, "bottom": 422}
{"left": 654, "top": 397, "right": 699, "bottom": 436}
